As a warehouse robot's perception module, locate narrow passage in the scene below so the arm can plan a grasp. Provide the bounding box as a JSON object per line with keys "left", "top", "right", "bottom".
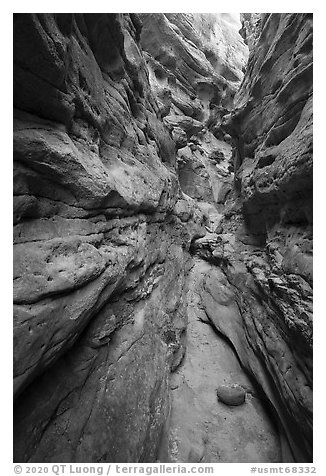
{"left": 165, "top": 259, "right": 281, "bottom": 463}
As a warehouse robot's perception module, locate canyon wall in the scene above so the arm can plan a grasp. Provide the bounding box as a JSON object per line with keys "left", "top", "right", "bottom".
{"left": 139, "top": 13, "right": 248, "bottom": 227}
{"left": 230, "top": 13, "right": 313, "bottom": 461}
{"left": 13, "top": 13, "right": 312, "bottom": 464}
{"left": 193, "top": 13, "right": 313, "bottom": 461}
{"left": 13, "top": 12, "right": 247, "bottom": 463}
{"left": 13, "top": 13, "right": 204, "bottom": 462}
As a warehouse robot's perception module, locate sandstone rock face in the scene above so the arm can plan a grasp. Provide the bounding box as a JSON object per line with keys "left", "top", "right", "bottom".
{"left": 13, "top": 12, "right": 313, "bottom": 465}
{"left": 13, "top": 13, "right": 204, "bottom": 462}
{"left": 140, "top": 13, "right": 247, "bottom": 100}
{"left": 139, "top": 13, "right": 248, "bottom": 222}
{"left": 239, "top": 14, "right": 263, "bottom": 50}
{"left": 191, "top": 247, "right": 312, "bottom": 462}
{"left": 163, "top": 260, "right": 281, "bottom": 463}
{"left": 192, "top": 13, "right": 313, "bottom": 462}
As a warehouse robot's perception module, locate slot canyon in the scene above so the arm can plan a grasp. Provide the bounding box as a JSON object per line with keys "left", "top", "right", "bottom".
{"left": 13, "top": 13, "right": 313, "bottom": 463}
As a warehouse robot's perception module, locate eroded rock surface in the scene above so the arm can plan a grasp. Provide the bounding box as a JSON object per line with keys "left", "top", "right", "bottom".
{"left": 13, "top": 13, "right": 203, "bottom": 462}
{"left": 139, "top": 13, "right": 248, "bottom": 227}
{"left": 239, "top": 14, "right": 263, "bottom": 50}
{"left": 163, "top": 260, "right": 281, "bottom": 463}
{"left": 13, "top": 12, "right": 312, "bottom": 464}
{"left": 192, "top": 13, "right": 313, "bottom": 462}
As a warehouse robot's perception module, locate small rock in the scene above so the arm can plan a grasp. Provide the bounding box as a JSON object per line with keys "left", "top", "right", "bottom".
{"left": 216, "top": 384, "right": 246, "bottom": 406}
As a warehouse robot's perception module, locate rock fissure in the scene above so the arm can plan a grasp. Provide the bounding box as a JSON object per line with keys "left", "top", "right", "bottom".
{"left": 13, "top": 13, "right": 312, "bottom": 463}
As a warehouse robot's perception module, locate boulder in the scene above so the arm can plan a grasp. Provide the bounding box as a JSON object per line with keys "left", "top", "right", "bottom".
{"left": 216, "top": 384, "right": 246, "bottom": 406}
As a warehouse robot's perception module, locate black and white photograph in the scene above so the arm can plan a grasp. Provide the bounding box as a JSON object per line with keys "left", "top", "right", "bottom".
{"left": 11, "top": 6, "right": 314, "bottom": 470}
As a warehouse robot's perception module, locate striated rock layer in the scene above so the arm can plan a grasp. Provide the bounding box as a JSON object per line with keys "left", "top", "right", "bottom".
{"left": 13, "top": 12, "right": 313, "bottom": 464}
{"left": 13, "top": 13, "right": 204, "bottom": 462}
{"left": 139, "top": 13, "right": 248, "bottom": 227}
{"left": 192, "top": 13, "right": 313, "bottom": 462}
